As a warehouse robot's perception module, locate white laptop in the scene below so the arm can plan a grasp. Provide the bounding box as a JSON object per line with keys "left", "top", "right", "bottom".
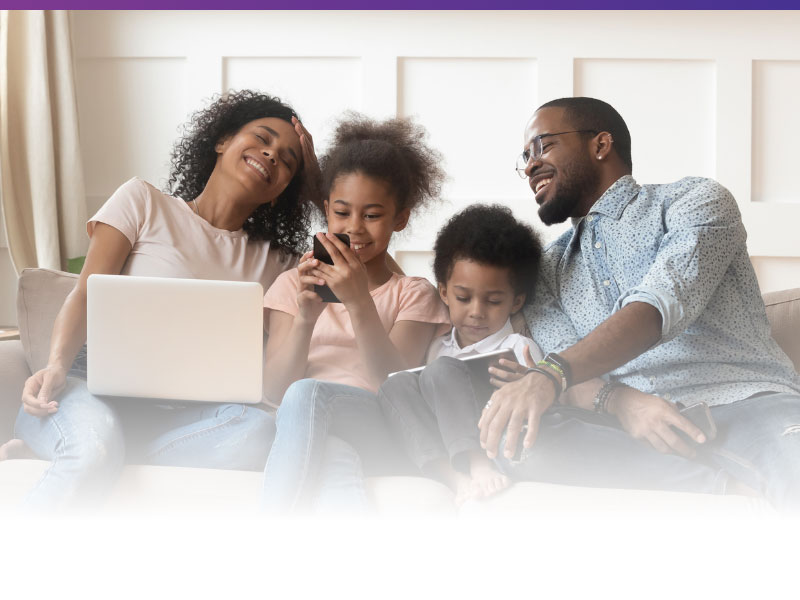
{"left": 87, "top": 274, "right": 264, "bottom": 403}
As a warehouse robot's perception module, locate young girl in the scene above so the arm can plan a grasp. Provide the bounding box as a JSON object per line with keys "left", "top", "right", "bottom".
{"left": 261, "top": 114, "right": 450, "bottom": 513}
{"left": 6, "top": 90, "right": 319, "bottom": 510}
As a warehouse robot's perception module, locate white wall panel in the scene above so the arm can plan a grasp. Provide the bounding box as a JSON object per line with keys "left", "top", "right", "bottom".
{"left": 752, "top": 61, "right": 800, "bottom": 204}
{"left": 224, "top": 57, "right": 362, "bottom": 151}
{"left": 574, "top": 59, "right": 716, "bottom": 186}
{"left": 399, "top": 58, "right": 537, "bottom": 202}
{"left": 76, "top": 58, "right": 188, "bottom": 213}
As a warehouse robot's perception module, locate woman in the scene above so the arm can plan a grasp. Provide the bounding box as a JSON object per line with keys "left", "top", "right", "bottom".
{"left": 7, "top": 90, "right": 320, "bottom": 510}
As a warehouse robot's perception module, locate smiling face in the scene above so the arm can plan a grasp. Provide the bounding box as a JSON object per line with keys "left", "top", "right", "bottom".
{"left": 523, "top": 108, "right": 600, "bottom": 225}
{"left": 325, "top": 172, "right": 410, "bottom": 266}
{"left": 215, "top": 117, "right": 303, "bottom": 204}
{"left": 439, "top": 259, "right": 525, "bottom": 348}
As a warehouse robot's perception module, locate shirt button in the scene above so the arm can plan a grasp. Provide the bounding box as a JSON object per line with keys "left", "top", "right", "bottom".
{"left": 664, "top": 393, "right": 672, "bottom": 401}
{"left": 594, "top": 241, "right": 602, "bottom": 249}
{"left": 649, "top": 376, "right": 655, "bottom": 384}
{"left": 603, "top": 279, "right": 610, "bottom": 286}
{"left": 586, "top": 215, "right": 594, "bottom": 222}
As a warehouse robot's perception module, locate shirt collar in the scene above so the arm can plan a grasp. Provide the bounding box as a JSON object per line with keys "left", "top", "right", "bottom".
{"left": 442, "top": 319, "right": 515, "bottom": 353}
{"left": 570, "top": 174, "right": 640, "bottom": 226}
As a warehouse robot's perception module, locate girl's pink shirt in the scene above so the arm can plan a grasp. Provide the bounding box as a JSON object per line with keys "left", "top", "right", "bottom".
{"left": 264, "top": 269, "right": 450, "bottom": 395}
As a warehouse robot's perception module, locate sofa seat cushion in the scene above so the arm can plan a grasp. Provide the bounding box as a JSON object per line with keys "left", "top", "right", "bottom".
{"left": 0, "top": 459, "right": 773, "bottom": 516}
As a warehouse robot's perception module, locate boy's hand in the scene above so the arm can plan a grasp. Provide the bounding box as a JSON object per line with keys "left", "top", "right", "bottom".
{"left": 311, "top": 233, "right": 371, "bottom": 308}
{"left": 296, "top": 251, "right": 327, "bottom": 324}
{"left": 488, "top": 345, "right": 537, "bottom": 389}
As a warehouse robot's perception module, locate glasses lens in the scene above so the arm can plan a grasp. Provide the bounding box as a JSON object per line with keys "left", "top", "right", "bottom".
{"left": 516, "top": 154, "right": 528, "bottom": 178}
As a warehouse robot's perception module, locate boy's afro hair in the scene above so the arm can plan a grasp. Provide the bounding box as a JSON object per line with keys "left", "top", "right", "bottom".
{"left": 433, "top": 204, "right": 543, "bottom": 299}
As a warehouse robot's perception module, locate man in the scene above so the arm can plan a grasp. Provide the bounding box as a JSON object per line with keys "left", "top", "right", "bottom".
{"left": 479, "top": 97, "right": 800, "bottom": 509}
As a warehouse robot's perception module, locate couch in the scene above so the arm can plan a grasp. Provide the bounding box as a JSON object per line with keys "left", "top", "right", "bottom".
{"left": 2, "top": 268, "right": 798, "bottom": 515}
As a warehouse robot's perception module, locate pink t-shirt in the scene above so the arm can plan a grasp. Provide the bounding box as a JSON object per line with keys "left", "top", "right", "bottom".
{"left": 88, "top": 177, "right": 297, "bottom": 289}
{"left": 264, "top": 269, "right": 450, "bottom": 394}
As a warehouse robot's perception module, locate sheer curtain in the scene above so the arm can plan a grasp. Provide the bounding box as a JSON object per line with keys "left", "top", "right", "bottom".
{"left": 0, "top": 10, "right": 87, "bottom": 275}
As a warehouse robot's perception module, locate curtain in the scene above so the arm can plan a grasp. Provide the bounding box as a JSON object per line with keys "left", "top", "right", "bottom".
{"left": 0, "top": 10, "right": 87, "bottom": 275}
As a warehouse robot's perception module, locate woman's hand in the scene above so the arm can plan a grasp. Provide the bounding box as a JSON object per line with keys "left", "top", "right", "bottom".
{"left": 292, "top": 117, "right": 323, "bottom": 210}
{"left": 607, "top": 386, "right": 706, "bottom": 459}
{"left": 488, "top": 345, "right": 538, "bottom": 389}
{"left": 311, "top": 233, "right": 371, "bottom": 309}
{"left": 21, "top": 365, "right": 68, "bottom": 417}
{"left": 296, "top": 251, "right": 327, "bottom": 325}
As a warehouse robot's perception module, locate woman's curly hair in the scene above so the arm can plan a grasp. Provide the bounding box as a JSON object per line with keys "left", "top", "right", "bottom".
{"left": 320, "top": 113, "right": 445, "bottom": 215}
{"left": 433, "top": 204, "right": 543, "bottom": 300}
{"left": 166, "top": 90, "right": 315, "bottom": 255}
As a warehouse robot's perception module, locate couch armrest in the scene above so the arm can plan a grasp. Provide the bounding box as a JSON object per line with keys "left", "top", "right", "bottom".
{"left": 763, "top": 288, "right": 800, "bottom": 372}
{"left": 0, "top": 340, "right": 29, "bottom": 441}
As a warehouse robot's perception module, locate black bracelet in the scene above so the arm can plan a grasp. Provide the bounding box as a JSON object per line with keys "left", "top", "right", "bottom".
{"left": 594, "top": 381, "right": 622, "bottom": 414}
{"left": 543, "top": 352, "right": 573, "bottom": 389}
{"left": 525, "top": 366, "right": 562, "bottom": 404}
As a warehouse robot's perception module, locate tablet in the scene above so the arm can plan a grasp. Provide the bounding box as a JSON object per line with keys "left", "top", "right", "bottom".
{"left": 388, "top": 348, "right": 516, "bottom": 378}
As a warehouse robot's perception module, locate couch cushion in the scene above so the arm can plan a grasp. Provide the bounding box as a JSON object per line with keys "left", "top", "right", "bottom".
{"left": 763, "top": 287, "right": 800, "bottom": 372}
{"left": 17, "top": 268, "right": 78, "bottom": 373}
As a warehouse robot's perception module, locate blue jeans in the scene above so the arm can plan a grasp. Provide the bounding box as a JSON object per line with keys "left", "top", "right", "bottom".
{"left": 499, "top": 392, "right": 800, "bottom": 511}
{"left": 261, "top": 379, "right": 410, "bottom": 514}
{"left": 14, "top": 376, "right": 276, "bottom": 511}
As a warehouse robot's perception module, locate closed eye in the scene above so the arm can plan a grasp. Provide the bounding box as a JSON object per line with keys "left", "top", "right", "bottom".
{"left": 455, "top": 296, "right": 470, "bottom": 303}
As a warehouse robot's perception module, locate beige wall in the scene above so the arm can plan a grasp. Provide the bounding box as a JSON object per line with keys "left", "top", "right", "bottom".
{"left": 2, "top": 10, "right": 800, "bottom": 325}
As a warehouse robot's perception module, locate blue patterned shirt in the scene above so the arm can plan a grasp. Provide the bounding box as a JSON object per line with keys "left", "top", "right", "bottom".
{"left": 524, "top": 175, "right": 800, "bottom": 407}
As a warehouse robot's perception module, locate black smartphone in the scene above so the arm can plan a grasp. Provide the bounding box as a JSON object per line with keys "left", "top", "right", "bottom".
{"left": 677, "top": 401, "right": 717, "bottom": 442}
{"left": 312, "top": 232, "right": 350, "bottom": 303}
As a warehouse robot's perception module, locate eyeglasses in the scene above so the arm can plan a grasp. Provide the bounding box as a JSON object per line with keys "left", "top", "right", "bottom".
{"left": 515, "top": 130, "right": 599, "bottom": 178}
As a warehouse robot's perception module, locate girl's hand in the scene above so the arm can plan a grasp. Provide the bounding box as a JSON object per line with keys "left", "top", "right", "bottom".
{"left": 488, "top": 345, "right": 537, "bottom": 389}
{"left": 311, "top": 233, "right": 371, "bottom": 308}
{"left": 21, "top": 365, "right": 68, "bottom": 417}
{"left": 296, "top": 251, "right": 327, "bottom": 324}
{"left": 292, "top": 117, "right": 323, "bottom": 210}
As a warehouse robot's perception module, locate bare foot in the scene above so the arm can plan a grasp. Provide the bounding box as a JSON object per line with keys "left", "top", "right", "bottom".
{"left": 467, "top": 452, "right": 511, "bottom": 500}
{"left": 0, "top": 439, "right": 37, "bottom": 461}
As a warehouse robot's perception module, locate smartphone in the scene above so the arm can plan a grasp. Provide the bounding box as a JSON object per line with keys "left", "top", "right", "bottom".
{"left": 312, "top": 232, "right": 350, "bottom": 303}
{"left": 677, "top": 401, "right": 717, "bottom": 442}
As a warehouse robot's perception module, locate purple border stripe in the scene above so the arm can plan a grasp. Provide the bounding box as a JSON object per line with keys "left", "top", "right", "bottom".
{"left": 4, "top": 3, "right": 800, "bottom": 8}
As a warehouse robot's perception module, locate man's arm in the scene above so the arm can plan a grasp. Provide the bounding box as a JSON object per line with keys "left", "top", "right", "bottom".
{"left": 481, "top": 179, "right": 742, "bottom": 458}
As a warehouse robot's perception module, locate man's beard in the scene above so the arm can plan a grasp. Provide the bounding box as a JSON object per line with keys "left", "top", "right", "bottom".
{"left": 537, "top": 157, "right": 597, "bottom": 226}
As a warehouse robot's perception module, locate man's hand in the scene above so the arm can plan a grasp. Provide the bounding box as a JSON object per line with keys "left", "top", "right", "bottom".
{"left": 478, "top": 369, "right": 557, "bottom": 460}
{"left": 607, "top": 386, "right": 706, "bottom": 459}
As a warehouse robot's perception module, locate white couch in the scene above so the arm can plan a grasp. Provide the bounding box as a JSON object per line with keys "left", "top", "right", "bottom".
{"left": 3, "top": 268, "right": 797, "bottom": 515}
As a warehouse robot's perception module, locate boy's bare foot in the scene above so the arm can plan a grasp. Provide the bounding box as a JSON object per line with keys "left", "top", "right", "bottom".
{"left": 467, "top": 452, "right": 511, "bottom": 500}
{"left": 0, "top": 439, "right": 37, "bottom": 461}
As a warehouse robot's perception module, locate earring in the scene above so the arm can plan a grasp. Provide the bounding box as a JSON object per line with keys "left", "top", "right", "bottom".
{"left": 597, "top": 155, "right": 602, "bottom": 160}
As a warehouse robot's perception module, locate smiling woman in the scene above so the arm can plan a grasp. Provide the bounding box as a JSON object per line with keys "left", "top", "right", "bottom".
{"left": 6, "top": 90, "right": 322, "bottom": 511}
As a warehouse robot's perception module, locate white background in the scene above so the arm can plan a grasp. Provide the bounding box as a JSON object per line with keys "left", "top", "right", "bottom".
{"left": 2, "top": 9, "right": 800, "bottom": 322}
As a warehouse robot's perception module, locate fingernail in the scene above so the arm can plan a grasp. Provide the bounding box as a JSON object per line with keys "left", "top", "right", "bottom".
{"left": 697, "top": 435, "right": 706, "bottom": 443}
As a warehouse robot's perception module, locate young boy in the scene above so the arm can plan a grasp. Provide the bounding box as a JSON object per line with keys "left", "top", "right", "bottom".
{"left": 378, "top": 204, "right": 543, "bottom": 502}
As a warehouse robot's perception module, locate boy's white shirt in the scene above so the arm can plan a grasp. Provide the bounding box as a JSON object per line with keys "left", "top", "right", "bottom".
{"left": 426, "top": 319, "right": 543, "bottom": 366}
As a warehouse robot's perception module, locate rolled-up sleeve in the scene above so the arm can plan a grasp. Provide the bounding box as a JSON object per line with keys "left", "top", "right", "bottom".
{"left": 615, "top": 180, "right": 746, "bottom": 342}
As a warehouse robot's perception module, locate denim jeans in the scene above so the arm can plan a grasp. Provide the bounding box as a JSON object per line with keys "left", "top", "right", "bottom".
{"left": 498, "top": 392, "right": 800, "bottom": 511}
{"left": 261, "top": 379, "right": 410, "bottom": 514}
{"left": 378, "top": 356, "right": 487, "bottom": 473}
{"left": 14, "top": 376, "right": 276, "bottom": 511}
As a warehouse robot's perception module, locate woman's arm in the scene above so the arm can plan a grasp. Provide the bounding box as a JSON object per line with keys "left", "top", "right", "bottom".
{"left": 21, "top": 223, "right": 132, "bottom": 416}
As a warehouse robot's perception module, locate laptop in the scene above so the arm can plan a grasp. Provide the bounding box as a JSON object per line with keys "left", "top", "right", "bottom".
{"left": 87, "top": 274, "right": 264, "bottom": 403}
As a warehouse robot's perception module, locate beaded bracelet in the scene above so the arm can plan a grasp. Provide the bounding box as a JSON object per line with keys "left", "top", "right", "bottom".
{"left": 525, "top": 366, "right": 562, "bottom": 404}
{"left": 593, "top": 381, "right": 622, "bottom": 414}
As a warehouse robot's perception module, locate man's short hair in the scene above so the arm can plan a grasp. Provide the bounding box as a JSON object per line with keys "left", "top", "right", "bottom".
{"left": 538, "top": 97, "right": 632, "bottom": 172}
